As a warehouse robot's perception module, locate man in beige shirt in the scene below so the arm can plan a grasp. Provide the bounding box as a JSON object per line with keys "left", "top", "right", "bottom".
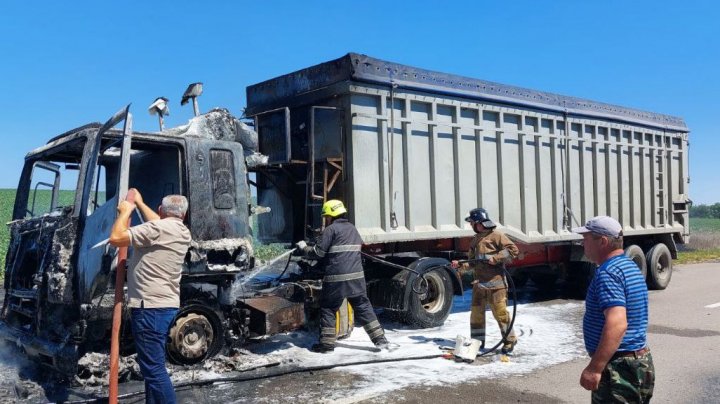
{"left": 109, "top": 189, "right": 191, "bottom": 404}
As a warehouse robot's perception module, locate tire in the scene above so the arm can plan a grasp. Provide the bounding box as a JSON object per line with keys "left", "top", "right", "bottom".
{"left": 565, "top": 261, "right": 597, "bottom": 297}
{"left": 167, "top": 303, "right": 224, "bottom": 365}
{"left": 403, "top": 266, "right": 454, "bottom": 328}
{"left": 510, "top": 273, "right": 529, "bottom": 288}
{"left": 646, "top": 243, "right": 673, "bottom": 290}
{"left": 529, "top": 273, "right": 558, "bottom": 290}
{"left": 624, "top": 245, "right": 647, "bottom": 280}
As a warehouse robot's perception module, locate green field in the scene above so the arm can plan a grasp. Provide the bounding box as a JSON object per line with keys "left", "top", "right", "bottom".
{"left": 0, "top": 188, "right": 78, "bottom": 282}
{"left": 0, "top": 188, "right": 284, "bottom": 282}
{"left": 1, "top": 188, "right": 718, "bottom": 282}
{"left": 0, "top": 189, "right": 13, "bottom": 281}
{"left": 686, "top": 217, "right": 720, "bottom": 232}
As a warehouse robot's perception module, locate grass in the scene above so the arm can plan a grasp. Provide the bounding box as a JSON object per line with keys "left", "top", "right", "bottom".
{"left": 676, "top": 217, "right": 720, "bottom": 264}
{"left": 0, "top": 189, "right": 13, "bottom": 282}
{"left": 1, "top": 188, "right": 718, "bottom": 283}
{"left": 0, "top": 188, "right": 77, "bottom": 283}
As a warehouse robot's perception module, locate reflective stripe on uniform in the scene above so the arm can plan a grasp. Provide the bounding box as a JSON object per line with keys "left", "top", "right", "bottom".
{"left": 364, "top": 320, "right": 384, "bottom": 339}
{"left": 475, "top": 278, "right": 507, "bottom": 289}
{"left": 321, "top": 327, "right": 337, "bottom": 344}
{"left": 470, "top": 328, "right": 486, "bottom": 338}
{"left": 366, "top": 327, "right": 384, "bottom": 339}
{"left": 364, "top": 320, "right": 381, "bottom": 330}
{"left": 327, "top": 244, "right": 362, "bottom": 253}
{"left": 320, "top": 335, "right": 337, "bottom": 344}
{"left": 323, "top": 272, "right": 365, "bottom": 282}
{"left": 314, "top": 245, "right": 326, "bottom": 257}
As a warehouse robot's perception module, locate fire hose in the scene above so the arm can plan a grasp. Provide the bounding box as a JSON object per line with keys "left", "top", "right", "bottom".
{"left": 68, "top": 257, "right": 517, "bottom": 402}
{"left": 275, "top": 249, "right": 430, "bottom": 294}
{"left": 108, "top": 189, "right": 137, "bottom": 404}
{"left": 66, "top": 352, "right": 446, "bottom": 403}
{"left": 448, "top": 257, "right": 518, "bottom": 357}
{"left": 69, "top": 255, "right": 517, "bottom": 402}
{"left": 288, "top": 251, "right": 516, "bottom": 354}
{"left": 277, "top": 252, "right": 516, "bottom": 350}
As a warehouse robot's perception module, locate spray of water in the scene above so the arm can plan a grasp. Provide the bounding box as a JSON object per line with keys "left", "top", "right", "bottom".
{"left": 230, "top": 249, "right": 296, "bottom": 298}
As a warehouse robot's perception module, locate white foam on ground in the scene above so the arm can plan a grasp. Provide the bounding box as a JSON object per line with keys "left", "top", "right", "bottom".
{"left": 0, "top": 290, "right": 587, "bottom": 403}
{"left": 235, "top": 290, "right": 586, "bottom": 402}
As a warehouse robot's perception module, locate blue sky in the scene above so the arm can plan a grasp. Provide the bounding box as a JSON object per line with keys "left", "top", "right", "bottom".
{"left": 1, "top": 1, "right": 718, "bottom": 203}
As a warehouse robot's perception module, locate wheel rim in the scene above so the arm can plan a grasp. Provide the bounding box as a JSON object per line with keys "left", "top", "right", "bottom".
{"left": 632, "top": 255, "right": 646, "bottom": 277}
{"left": 654, "top": 249, "right": 671, "bottom": 280}
{"left": 420, "top": 272, "right": 446, "bottom": 314}
{"left": 168, "top": 312, "right": 215, "bottom": 363}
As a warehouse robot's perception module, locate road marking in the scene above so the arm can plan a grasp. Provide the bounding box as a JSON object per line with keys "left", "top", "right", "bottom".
{"left": 705, "top": 302, "right": 720, "bottom": 309}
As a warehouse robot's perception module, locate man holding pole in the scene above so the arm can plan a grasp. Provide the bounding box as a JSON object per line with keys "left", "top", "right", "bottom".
{"left": 109, "top": 189, "right": 191, "bottom": 404}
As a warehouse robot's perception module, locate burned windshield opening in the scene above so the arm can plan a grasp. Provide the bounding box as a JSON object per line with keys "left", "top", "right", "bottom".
{"left": 22, "top": 137, "right": 85, "bottom": 219}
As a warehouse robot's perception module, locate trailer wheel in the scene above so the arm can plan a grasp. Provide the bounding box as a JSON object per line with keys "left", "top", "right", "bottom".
{"left": 403, "top": 267, "right": 453, "bottom": 328}
{"left": 167, "top": 304, "right": 224, "bottom": 365}
{"left": 624, "top": 245, "right": 647, "bottom": 280}
{"left": 510, "top": 273, "right": 529, "bottom": 288}
{"left": 646, "top": 243, "right": 672, "bottom": 290}
{"left": 565, "top": 262, "right": 597, "bottom": 297}
{"left": 529, "top": 273, "right": 558, "bottom": 290}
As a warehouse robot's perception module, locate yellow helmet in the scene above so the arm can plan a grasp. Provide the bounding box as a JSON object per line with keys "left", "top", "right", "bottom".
{"left": 321, "top": 199, "right": 347, "bottom": 217}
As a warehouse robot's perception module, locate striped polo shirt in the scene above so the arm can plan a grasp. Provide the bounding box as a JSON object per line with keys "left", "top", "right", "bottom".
{"left": 583, "top": 254, "right": 649, "bottom": 354}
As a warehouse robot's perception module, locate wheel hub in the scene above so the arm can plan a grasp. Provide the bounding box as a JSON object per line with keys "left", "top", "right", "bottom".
{"left": 168, "top": 312, "right": 215, "bottom": 362}
{"left": 421, "top": 273, "right": 445, "bottom": 314}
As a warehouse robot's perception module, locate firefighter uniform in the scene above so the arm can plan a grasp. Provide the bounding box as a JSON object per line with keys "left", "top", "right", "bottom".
{"left": 460, "top": 210, "right": 519, "bottom": 353}
{"left": 301, "top": 200, "right": 388, "bottom": 352}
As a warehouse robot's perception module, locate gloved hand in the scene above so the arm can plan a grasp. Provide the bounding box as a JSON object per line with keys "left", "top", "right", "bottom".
{"left": 293, "top": 240, "right": 308, "bottom": 257}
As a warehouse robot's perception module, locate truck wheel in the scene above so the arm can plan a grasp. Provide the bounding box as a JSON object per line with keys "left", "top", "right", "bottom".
{"left": 167, "top": 304, "right": 224, "bottom": 365}
{"left": 529, "top": 273, "right": 558, "bottom": 290}
{"left": 403, "top": 267, "right": 453, "bottom": 328}
{"left": 624, "top": 245, "right": 647, "bottom": 280}
{"left": 510, "top": 273, "right": 528, "bottom": 288}
{"left": 646, "top": 243, "right": 672, "bottom": 290}
{"left": 566, "top": 261, "right": 597, "bottom": 292}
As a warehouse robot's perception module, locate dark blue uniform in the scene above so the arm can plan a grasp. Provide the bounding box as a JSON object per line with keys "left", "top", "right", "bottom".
{"left": 308, "top": 218, "right": 386, "bottom": 348}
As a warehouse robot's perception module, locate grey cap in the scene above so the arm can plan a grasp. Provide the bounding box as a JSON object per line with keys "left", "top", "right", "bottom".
{"left": 572, "top": 216, "right": 623, "bottom": 238}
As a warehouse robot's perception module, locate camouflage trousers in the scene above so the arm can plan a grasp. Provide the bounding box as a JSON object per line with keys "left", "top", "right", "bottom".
{"left": 592, "top": 351, "right": 655, "bottom": 404}
{"left": 470, "top": 286, "right": 516, "bottom": 344}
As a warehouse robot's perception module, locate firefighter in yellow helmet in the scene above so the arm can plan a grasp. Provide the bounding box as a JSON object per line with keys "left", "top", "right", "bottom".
{"left": 296, "top": 199, "right": 389, "bottom": 353}
{"left": 451, "top": 208, "right": 519, "bottom": 354}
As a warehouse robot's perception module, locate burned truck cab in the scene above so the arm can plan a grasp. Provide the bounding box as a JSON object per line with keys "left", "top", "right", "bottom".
{"left": 0, "top": 108, "right": 258, "bottom": 374}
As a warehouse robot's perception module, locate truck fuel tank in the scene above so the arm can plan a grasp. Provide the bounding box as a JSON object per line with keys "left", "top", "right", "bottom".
{"left": 237, "top": 295, "right": 305, "bottom": 338}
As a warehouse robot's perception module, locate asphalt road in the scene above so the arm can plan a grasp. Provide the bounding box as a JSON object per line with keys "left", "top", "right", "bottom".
{"left": 354, "top": 262, "right": 720, "bottom": 404}
{"left": 1, "top": 262, "right": 719, "bottom": 403}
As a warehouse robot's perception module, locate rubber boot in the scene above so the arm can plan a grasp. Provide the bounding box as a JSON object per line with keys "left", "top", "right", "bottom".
{"left": 311, "top": 343, "right": 335, "bottom": 353}
{"left": 374, "top": 336, "right": 389, "bottom": 351}
{"left": 501, "top": 339, "right": 517, "bottom": 354}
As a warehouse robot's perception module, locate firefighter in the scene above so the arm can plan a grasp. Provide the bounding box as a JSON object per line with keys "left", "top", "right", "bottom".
{"left": 451, "top": 208, "right": 519, "bottom": 354}
{"left": 296, "top": 199, "right": 389, "bottom": 353}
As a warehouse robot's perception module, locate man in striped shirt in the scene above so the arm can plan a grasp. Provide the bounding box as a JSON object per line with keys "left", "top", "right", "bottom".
{"left": 573, "top": 216, "right": 655, "bottom": 403}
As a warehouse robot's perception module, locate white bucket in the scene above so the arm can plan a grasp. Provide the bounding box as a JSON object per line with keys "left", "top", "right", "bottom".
{"left": 453, "top": 335, "right": 482, "bottom": 362}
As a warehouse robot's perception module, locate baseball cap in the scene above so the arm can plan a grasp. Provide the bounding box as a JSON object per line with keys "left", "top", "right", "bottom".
{"left": 572, "top": 216, "right": 623, "bottom": 238}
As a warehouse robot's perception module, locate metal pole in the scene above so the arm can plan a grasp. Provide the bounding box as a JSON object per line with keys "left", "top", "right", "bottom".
{"left": 109, "top": 188, "right": 136, "bottom": 403}
{"left": 192, "top": 97, "right": 199, "bottom": 117}
{"left": 109, "top": 111, "right": 134, "bottom": 404}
